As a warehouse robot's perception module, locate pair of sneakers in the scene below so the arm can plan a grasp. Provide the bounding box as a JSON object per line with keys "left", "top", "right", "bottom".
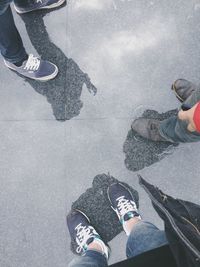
{"left": 67, "top": 183, "right": 141, "bottom": 259}
{"left": 4, "top": 0, "right": 66, "bottom": 81}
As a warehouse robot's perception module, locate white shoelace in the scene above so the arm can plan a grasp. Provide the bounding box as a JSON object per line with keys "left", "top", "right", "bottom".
{"left": 116, "top": 196, "right": 137, "bottom": 219}
{"left": 75, "top": 223, "right": 97, "bottom": 254}
{"left": 24, "top": 54, "right": 40, "bottom": 71}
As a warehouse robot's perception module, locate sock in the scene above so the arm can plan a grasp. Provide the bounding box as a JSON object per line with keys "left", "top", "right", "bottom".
{"left": 13, "top": 54, "right": 28, "bottom": 67}
{"left": 123, "top": 211, "right": 141, "bottom": 222}
{"left": 123, "top": 212, "right": 141, "bottom": 236}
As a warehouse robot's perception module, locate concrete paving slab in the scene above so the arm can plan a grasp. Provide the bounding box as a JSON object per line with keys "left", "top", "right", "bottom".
{"left": 0, "top": 121, "right": 68, "bottom": 267}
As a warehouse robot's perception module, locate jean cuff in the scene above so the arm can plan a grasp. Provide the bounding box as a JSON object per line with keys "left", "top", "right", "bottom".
{"left": 159, "top": 122, "right": 177, "bottom": 143}
{"left": 84, "top": 250, "right": 108, "bottom": 265}
{"left": 3, "top": 48, "right": 28, "bottom": 64}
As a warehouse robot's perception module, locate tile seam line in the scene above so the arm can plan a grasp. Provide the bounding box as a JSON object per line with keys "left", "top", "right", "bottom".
{"left": 0, "top": 117, "right": 135, "bottom": 122}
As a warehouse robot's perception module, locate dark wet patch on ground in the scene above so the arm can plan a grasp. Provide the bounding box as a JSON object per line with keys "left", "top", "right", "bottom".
{"left": 123, "top": 109, "right": 179, "bottom": 172}
{"left": 70, "top": 173, "right": 139, "bottom": 255}
{"left": 20, "top": 8, "right": 97, "bottom": 121}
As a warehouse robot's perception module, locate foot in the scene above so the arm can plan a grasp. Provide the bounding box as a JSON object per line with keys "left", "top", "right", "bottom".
{"left": 131, "top": 118, "right": 167, "bottom": 142}
{"left": 4, "top": 54, "right": 58, "bottom": 81}
{"left": 171, "top": 79, "right": 196, "bottom": 102}
{"left": 14, "top": 0, "right": 66, "bottom": 14}
{"left": 107, "top": 183, "right": 141, "bottom": 235}
{"left": 67, "top": 210, "right": 109, "bottom": 258}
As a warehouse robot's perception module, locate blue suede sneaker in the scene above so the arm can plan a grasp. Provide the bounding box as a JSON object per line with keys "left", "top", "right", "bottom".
{"left": 14, "top": 0, "right": 66, "bottom": 14}
{"left": 67, "top": 210, "right": 109, "bottom": 258}
{"left": 4, "top": 54, "right": 58, "bottom": 81}
{"left": 107, "top": 183, "right": 141, "bottom": 235}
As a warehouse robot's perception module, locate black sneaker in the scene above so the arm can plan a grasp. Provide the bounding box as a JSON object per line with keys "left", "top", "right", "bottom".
{"left": 67, "top": 210, "right": 109, "bottom": 258}
{"left": 107, "top": 183, "right": 141, "bottom": 235}
{"left": 171, "top": 79, "right": 196, "bottom": 103}
{"left": 131, "top": 118, "right": 168, "bottom": 142}
{"left": 14, "top": 0, "right": 66, "bottom": 14}
{"left": 4, "top": 54, "right": 58, "bottom": 81}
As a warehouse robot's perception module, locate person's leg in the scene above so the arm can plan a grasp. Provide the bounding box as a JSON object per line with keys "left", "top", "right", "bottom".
{"left": 126, "top": 220, "right": 168, "bottom": 258}
{"left": 0, "top": 0, "right": 12, "bottom": 14}
{"left": 0, "top": 0, "right": 58, "bottom": 80}
{"left": 13, "top": 0, "right": 26, "bottom": 6}
{"left": 0, "top": 1, "right": 27, "bottom": 64}
{"left": 132, "top": 78, "right": 200, "bottom": 143}
{"left": 67, "top": 210, "right": 109, "bottom": 267}
{"left": 0, "top": 0, "right": 62, "bottom": 81}
{"left": 184, "top": 88, "right": 200, "bottom": 107}
{"left": 131, "top": 109, "right": 200, "bottom": 143}
{"left": 107, "top": 182, "right": 168, "bottom": 260}
{"left": 69, "top": 251, "right": 108, "bottom": 267}
{"left": 159, "top": 84, "right": 200, "bottom": 143}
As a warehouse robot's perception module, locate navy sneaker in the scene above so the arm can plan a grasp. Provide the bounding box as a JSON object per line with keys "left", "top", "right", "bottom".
{"left": 67, "top": 210, "right": 109, "bottom": 258}
{"left": 4, "top": 54, "right": 58, "bottom": 81}
{"left": 107, "top": 183, "right": 141, "bottom": 235}
{"left": 14, "top": 0, "right": 66, "bottom": 14}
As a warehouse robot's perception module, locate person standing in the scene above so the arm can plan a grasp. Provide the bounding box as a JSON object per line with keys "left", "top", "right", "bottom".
{"left": 67, "top": 182, "right": 173, "bottom": 267}
{"left": 131, "top": 79, "right": 200, "bottom": 143}
{"left": 0, "top": 0, "right": 65, "bottom": 81}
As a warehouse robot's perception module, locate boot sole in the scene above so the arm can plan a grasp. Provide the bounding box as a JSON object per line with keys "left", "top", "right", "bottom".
{"left": 14, "top": 0, "right": 66, "bottom": 14}
{"left": 171, "top": 80, "right": 184, "bottom": 103}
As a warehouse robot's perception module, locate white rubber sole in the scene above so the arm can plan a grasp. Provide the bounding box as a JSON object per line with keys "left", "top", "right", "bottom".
{"left": 4, "top": 60, "right": 59, "bottom": 82}
{"left": 14, "top": 0, "right": 66, "bottom": 14}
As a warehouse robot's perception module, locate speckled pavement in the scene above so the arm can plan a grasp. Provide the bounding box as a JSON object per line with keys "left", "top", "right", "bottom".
{"left": 0, "top": 1, "right": 200, "bottom": 266}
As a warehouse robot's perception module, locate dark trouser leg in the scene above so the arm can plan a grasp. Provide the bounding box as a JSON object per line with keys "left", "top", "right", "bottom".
{"left": 0, "top": 1, "right": 27, "bottom": 63}
{"left": 126, "top": 221, "right": 168, "bottom": 258}
{"left": 14, "top": 0, "right": 27, "bottom": 7}
{"left": 159, "top": 89, "right": 200, "bottom": 143}
{"left": 68, "top": 250, "right": 108, "bottom": 267}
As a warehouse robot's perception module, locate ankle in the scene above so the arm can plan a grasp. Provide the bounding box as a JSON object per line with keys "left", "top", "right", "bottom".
{"left": 124, "top": 216, "right": 141, "bottom": 235}
{"left": 87, "top": 240, "right": 104, "bottom": 254}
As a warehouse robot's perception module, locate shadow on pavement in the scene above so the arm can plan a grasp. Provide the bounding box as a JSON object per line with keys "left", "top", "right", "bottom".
{"left": 123, "top": 109, "right": 179, "bottom": 172}
{"left": 20, "top": 6, "right": 97, "bottom": 121}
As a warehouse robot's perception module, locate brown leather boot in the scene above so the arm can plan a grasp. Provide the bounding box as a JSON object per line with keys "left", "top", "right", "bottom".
{"left": 171, "top": 79, "right": 196, "bottom": 102}
{"left": 131, "top": 118, "right": 168, "bottom": 142}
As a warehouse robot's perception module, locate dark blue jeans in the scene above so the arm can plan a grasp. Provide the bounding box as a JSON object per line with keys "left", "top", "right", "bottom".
{"left": 69, "top": 221, "right": 168, "bottom": 267}
{"left": 0, "top": 0, "right": 27, "bottom": 63}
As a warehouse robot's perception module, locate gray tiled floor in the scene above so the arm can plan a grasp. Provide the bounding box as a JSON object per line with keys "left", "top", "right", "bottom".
{"left": 1, "top": 1, "right": 200, "bottom": 266}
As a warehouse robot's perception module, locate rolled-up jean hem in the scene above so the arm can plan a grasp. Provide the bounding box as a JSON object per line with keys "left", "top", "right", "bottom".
{"left": 126, "top": 221, "right": 168, "bottom": 258}
{"left": 2, "top": 47, "right": 27, "bottom": 63}
{"left": 159, "top": 124, "right": 178, "bottom": 143}
{"left": 68, "top": 250, "right": 108, "bottom": 267}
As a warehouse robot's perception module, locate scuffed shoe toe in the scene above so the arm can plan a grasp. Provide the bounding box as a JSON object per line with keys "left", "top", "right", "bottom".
{"left": 131, "top": 118, "right": 167, "bottom": 142}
